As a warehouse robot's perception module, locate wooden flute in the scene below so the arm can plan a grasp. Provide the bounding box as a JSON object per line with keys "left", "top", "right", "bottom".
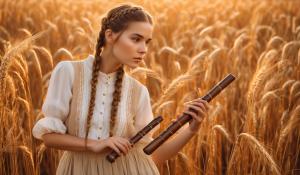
{"left": 106, "top": 116, "right": 163, "bottom": 163}
{"left": 143, "top": 74, "right": 236, "bottom": 155}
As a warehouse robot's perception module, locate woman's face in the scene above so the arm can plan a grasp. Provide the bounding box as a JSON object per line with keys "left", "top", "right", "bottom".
{"left": 111, "top": 21, "right": 153, "bottom": 68}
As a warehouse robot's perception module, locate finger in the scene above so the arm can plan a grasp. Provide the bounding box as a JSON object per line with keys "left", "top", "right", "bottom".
{"left": 122, "top": 139, "right": 132, "bottom": 151}
{"left": 109, "top": 143, "right": 121, "bottom": 156}
{"left": 201, "top": 100, "right": 210, "bottom": 110}
{"left": 187, "top": 103, "right": 206, "bottom": 114}
{"left": 120, "top": 139, "right": 132, "bottom": 152}
{"left": 198, "top": 99, "right": 210, "bottom": 109}
{"left": 186, "top": 104, "right": 202, "bottom": 114}
{"left": 122, "top": 139, "right": 132, "bottom": 153}
{"left": 183, "top": 110, "right": 202, "bottom": 122}
{"left": 190, "top": 105, "right": 206, "bottom": 118}
{"left": 198, "top": 103, "right": 208, "bottom": 113}
{"left": 185, "top": 105, "right": 206, "bottom": 119}
{"left": 121, "top": 138, "right": 132, "bottom": 150}
{"left": 197, "top": 108, "right": 207, "bottom": 119}
{"left": 189, "top": 110, "right": 204, "bottom": 122}
{"left": 190, "top": 102, "right": 208, "bottom": 112}
{"left": 115, "top": 141, "right": 128, "bottom": 155}
{"left": 114, "top": 139, "right": 128, "bottom": 154}
{"left": 184, "top": 110, "right": 203, "bottom": 122}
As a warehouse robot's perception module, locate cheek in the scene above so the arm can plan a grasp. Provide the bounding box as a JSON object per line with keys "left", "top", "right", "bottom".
{"left": 113, "top": 38, "right": 136, "bottom": 60}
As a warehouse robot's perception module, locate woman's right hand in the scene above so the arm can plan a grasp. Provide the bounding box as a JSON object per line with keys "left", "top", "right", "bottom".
{"left": 88, "top": 136, "right": 132, "bottom": 155}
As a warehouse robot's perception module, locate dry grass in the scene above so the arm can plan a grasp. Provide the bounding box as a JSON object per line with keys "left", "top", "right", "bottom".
{"left": 0, "top": 0, "right": 300, "bottom": 174}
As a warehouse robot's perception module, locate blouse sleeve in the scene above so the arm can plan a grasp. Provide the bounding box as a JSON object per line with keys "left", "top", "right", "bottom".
{"left": 32, "top": 61, "right": 74, "bottom": 140}
{"left": 135, "top": 85, "right": 160, "bottom": 144}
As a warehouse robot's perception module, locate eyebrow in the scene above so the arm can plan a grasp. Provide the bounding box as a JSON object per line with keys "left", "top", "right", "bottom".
{"left": 132, "top": 33, "right": 152, "bottom": 42}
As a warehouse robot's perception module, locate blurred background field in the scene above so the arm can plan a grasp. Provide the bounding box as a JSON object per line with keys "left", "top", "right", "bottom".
{"left": 0, "top": 0, "right": 300, "bottom": 174}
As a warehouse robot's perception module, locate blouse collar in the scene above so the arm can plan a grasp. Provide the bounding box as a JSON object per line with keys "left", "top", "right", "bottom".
{"left": 86, "top": 54, "right": 118, "bottom": 79}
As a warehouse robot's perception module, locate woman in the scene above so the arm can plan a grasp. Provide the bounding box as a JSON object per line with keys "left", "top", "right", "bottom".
{"left": 32, "top": 3, "right": 209, "bottom": 175}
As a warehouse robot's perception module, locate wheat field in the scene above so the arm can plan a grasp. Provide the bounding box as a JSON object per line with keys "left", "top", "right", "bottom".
{"left": 0, "top": 0, "right": 300, "bottom": 174}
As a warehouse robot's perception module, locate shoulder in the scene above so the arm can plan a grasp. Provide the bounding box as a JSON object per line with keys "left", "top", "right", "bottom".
{"left": 54, "top": 60, "right": 73, "bottom": 70}
{"left": 51, "top": 60, "right": 75, "bottom": 84}
{"left": 124, "top": 73, "right": 151, "bottom": 105}
{"left": 53, "top": 60, "right": 74, "bottom": 75}
{"left": 52, "top": 55, "right": 92, "bottom": 79}
{"left": 125, "top": 73, "right": 148, "bottom": 93}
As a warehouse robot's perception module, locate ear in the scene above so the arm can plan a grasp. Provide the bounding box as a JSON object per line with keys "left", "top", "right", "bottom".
{"left": 105, "top": 29, "right": 117, "bottom": 44}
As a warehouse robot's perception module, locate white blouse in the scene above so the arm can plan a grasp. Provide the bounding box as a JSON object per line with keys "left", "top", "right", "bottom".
{"left": 32, "top": 55, "right": 159, "bottom": 141}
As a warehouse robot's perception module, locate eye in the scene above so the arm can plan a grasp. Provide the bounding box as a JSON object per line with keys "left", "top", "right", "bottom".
{"left": 132, "top": 37, "right": 140, "bottom": 42}
{"left": 146, "top": 40, "right": 151, "bottom": 45}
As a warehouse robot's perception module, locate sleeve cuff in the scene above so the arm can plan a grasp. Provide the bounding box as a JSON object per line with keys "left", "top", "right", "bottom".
{"left": 32, "top": 117, "right": 67, "bottom": 140}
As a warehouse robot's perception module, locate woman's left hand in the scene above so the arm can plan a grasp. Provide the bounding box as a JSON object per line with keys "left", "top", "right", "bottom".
{"left": 183, "top": 98, "right": 210, "bottom": 133}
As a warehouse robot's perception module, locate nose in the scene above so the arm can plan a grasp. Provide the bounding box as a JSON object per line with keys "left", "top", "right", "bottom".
{"left": 138, "top": 42, "right": 147, "bottom": 57}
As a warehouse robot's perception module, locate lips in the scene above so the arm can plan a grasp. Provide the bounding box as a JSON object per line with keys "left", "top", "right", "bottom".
{"left": 133, "top": 57, "right": 142, "bottom": 63}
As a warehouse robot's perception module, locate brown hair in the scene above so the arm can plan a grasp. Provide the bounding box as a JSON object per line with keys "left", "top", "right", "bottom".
{"left": 85, "top": 4, "right": 153, "bottom": 146}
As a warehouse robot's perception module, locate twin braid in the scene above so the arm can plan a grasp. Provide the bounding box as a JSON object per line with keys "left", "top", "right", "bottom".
{"left": 109, "top": 67, "right": 124, "bottom": 136}
{"left": 85, "top": 32, "right": 102, "bottom": 145}
{"left": 105, "top": 7, "right": 143, "bottom": 30}
{"left": 85, "top": 6, "right": 142, "bottom": 147}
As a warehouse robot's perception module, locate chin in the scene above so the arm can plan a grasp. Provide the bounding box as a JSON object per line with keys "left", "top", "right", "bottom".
{"left": 127, "top": 63, "right": 140, "bottom": 69}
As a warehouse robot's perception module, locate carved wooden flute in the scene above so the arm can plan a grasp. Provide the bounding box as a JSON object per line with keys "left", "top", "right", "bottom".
{"left": 143, "top": 74, "right": 235, "bottom": 155}
{"left": 106, "top": 116, "right": 163, "bottom": 163}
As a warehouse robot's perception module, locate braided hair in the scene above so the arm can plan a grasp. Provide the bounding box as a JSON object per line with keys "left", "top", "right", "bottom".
{"left": 85, "top": 4, "right": 153, "bottom": 147}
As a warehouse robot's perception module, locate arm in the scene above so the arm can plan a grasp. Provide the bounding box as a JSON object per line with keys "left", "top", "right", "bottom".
{"left": 151, "top": 99, "right": 209, "bottom": 166}
{"left": 151, "top": 126, "right": 196, "bottom": 165}
{"left": 41, "top": 133, "right": 107, "bottom": 153}
{"left": 41, "top": 133, "right": 132, "bottom": 155}
{"left": 135, "top": 86, "right": 208, "bottom": 165}
{"left": 34, "top": 61, "right": 132, "bottom": 155}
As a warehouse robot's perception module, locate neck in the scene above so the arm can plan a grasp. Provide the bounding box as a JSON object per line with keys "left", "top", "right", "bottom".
{"left": 99, "top": 48, "right": 122, "bottom": 74}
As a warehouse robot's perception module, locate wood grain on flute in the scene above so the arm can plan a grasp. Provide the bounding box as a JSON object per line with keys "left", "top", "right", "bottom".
{"left": 143, "top": 74, "right": 236, "bottom": 155}
{"left": 106, "top": 116, "right": 163, "bottom": 163}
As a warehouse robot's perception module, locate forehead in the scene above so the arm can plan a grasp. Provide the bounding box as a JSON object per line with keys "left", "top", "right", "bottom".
{"left": 124, "top": 21, "right": 153, "bottom": 38}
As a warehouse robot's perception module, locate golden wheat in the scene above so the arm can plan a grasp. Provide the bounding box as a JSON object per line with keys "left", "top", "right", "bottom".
{"left": 0, "top": 0, "right": 300, "bottom": 174}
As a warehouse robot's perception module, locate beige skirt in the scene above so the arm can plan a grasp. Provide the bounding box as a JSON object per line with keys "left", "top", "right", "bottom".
{"left": 56, "top": 145, "right": 160, "bottom": 175}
